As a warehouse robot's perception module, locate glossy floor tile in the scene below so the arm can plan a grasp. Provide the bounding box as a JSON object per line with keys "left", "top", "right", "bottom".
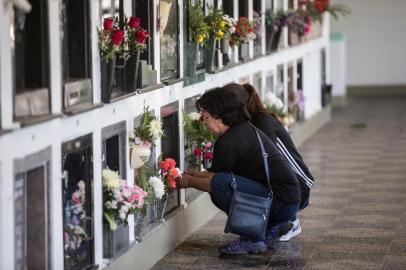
{"left": 152, "top": 97, "right": 406, "bottom": 270}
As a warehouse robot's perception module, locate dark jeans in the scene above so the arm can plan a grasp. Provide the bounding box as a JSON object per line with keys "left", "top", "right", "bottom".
{"left": 210, "top": 172, "right": 299, "bottom": 233}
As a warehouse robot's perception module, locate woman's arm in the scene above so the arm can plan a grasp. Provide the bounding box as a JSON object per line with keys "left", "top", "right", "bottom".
{"left": 178, "top": 172, "right": 215, "bottom": 192}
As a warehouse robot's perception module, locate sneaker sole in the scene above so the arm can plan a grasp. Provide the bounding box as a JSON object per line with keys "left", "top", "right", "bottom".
{"left": 279, "top": 226, "right": 302, "bottom": 242}
{"left": 219, "top": 246, "right": 267, "bottom": 255}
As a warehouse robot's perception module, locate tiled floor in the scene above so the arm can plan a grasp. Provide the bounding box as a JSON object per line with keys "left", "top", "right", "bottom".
{"left": 152, "top": 97, "right": 406, "bottom": 270}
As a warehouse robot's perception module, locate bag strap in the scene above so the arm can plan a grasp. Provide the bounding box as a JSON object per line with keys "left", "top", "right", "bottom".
{"left": 230, "top": 123, "right": 273, "bottom": 197}
{"left": 251, "top": 126, "right": 273, "bottom": 195}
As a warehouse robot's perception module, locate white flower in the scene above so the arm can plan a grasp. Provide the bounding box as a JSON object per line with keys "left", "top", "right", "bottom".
{"left": 111, "top": 200, "right": 118, "bottom": 209}
{"left": 122, "top": 189, "right": 132, "bottom": 199}
{"left": 119, "top": 211, "right": 127, "bottom": 221}
{"left": 265, "top": 92, "right": 284, "bottom": 110}
{"left": 105, "top": 201, "right": 112, "bottom": 209}
{"left": 102, "top": 169, "right": 120, "bottom": 189}
{"left": 188, "top": 112, "right": 201, "bottom": 121}
{"left": 148, "top": 176, "right": 165, "bottom": 199}
{"left": 149, "top": 119, "right": 163, "bottom": 139}
{"left": 78, "top": 180, "right": 85, "bottom": 191}
{"left": 120, "top": 205, "right": 129, "bottom": 213}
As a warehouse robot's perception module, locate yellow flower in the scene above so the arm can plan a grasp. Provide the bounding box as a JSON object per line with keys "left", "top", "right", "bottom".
{"left": 219, "top": 20, "right": 225, "bottom": 28}
{"left": 215, "top": 30, "right": 224, "bottom": 39}
{"left": 197, "top": 34, "right": 205, "bottom": 43}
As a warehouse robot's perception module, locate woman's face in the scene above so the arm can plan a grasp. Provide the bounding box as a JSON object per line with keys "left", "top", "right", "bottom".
{"left": 200, "top": 110, "right": 228, "bottom": 136}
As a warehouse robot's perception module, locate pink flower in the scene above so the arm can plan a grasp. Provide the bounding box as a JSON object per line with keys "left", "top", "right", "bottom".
{"left": 71, "top": 191, "right": 82, "bottom": 204}
{"left": 205, "top": 141, "right": 212, "bottom": 148}
{"left": 304, "top": 23, "right": 311, "bottom": 34}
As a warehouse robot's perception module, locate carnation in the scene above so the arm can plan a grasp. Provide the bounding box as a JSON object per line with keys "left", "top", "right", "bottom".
{"left": 148, "top": 176, "right": 165, "bottom": 199}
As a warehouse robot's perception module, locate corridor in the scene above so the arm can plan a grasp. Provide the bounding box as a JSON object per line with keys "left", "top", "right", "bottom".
{"left": 152, "top": 97, "right": 406, "bottom": 270}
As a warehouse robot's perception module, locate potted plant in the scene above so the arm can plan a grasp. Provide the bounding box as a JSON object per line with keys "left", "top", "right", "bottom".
{"left": 129, "top": 106, "right": 163, "bottom": 169}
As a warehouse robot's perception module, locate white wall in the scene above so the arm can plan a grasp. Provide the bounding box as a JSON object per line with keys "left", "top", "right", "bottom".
{"left": 330, "top": 0, "right": 406, "bottom": 86}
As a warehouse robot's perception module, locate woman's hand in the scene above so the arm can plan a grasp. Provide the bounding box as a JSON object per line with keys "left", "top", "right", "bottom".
{"left": 177, "top": 173, "right": 192, "bottom": 188}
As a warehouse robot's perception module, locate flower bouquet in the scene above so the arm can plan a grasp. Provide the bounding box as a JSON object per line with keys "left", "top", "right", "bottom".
{"left": 154, "top": 158, "right": 181, "bottom": 222}
{"left": 102, "top": 169, "right": 148, "bottom": 231}
{"left": 64, "top": 180, "right": 90, "bottom": 262}
{"left": 229, "top": 16, "right": 256, "bottom": 46}
{"left": 186, "top": 2, "right": 209, "bottom": 76}
{"left": 129, "top": 106, "right": 163, "bottom": 169}
{"left": 99, "top": 17, "right": 124, "bottom": 102}
{"left": 265, "top": 10, "right": 288, "bottom": 52}
{"left": 184, "top": 112, "right": 215, "bottom": 170}
{"left": 124, "top": 16, "right": 149, "bottom": 91}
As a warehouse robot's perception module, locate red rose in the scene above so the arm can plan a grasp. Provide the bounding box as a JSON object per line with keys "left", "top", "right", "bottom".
{"left": 135, "top": 29, "right": 149, "bottom": 44}
{"left": 111, "top": 29, "right": 124, "bottom": 45}
{"left": 103, "top": 17, "right": 114, "bottom": 30}
{"left": 204, "top": 151, "right": 213, "bottom": 160}
{"left": 193, "top": 147, "right": 202, "bottom": 156}
{"left": 128, "top": 16, "right": 141, "bottom": 28}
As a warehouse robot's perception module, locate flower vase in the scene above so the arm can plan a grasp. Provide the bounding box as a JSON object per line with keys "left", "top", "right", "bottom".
{"left": 221, "top": 37, "right": 230, "bottom": 54}
{"left": 205, "top": 39, "right": 217, "bottom": 73}
{"left": 267, "top": 29, "right": 282, "bottom": 52}
{"left": 125, "top": 51, "right": 141, "bottom": 92}
{"left": 133, "top": 211, "right": 145, "bottom": 243}
{"left": 100, "top": 57, "right": 116, "bottom": 103}
{"left": 186, "top": 42, "right": 199, "bottom": 76}
{"left": 239, "top": 42, "right": 250, "bottom": 62}
{"left": 102, "top": 222, "right": 129, "bottom": 258}
{"left": 130, "top": 143, "right": 152, "bottom": 169}
{"left": 203, "top": 159, "right": 212, "bottom": 170}
{"left": 154, "top": 194, "right": 168, "bottom": 223}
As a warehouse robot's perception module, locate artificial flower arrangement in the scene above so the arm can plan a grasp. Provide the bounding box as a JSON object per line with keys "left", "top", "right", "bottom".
{"left": 102, "top": 168, "right": 148, "bottom": 231}
{"left": 64, "top": 180, "right": 89, "bottom": 258}
{"left": 184, "top": 112, "right": 216, "bottom": 169}
{"left": 205, "top": 5, "right": 231, "bottom": 41}
{"left": 99, "top": 16, "right": 149, "bottom": 62}
{"left": 304, "top": 0, "right": 351, "bottom": 23}
{"left": 159, "top": 158, "right": 182, "bottom": 190}
{"left": 129, "top": 106, "right": 164, "bottom": 169}
{"left": 188, "top": 1, "right": 209, "bottom": 44}
{"left": 229, "top": 16, "right": 256, "bottom": 46}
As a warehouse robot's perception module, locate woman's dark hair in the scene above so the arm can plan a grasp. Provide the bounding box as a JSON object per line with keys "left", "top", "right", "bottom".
{"left": 196, "top": 87, "right": 250, "bottom": 126}
{"left": 223, "top": 83, "right": 268, "bottom": 116}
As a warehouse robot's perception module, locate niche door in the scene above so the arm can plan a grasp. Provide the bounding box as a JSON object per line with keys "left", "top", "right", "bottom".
{"left": 160, "top": 102, "right": 180, "bottom": 214}
{"left": 62, "top": 134, "right": 94, "bottom": 270}
{"left": 14, "top": 149, "right": 51, "bottom": 270}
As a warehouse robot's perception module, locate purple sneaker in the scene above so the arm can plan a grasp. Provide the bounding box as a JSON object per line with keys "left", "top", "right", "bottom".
{"left": 265, "top": 221, "right": 293, "bottom": 247}
{"left": 218, "top": 238, "right": 267, "bottom": 255}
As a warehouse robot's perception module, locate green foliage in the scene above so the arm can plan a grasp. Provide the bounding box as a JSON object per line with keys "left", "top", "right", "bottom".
{"left": 188, "top": 1, "right": 209, "bottom": 43}
{"left": 327, "top": 4, "right": 351, "bottom": 20}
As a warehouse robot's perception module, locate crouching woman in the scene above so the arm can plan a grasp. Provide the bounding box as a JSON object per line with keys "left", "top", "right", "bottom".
{"left": 178, "top": 88, "right": 301, "bottom": 255}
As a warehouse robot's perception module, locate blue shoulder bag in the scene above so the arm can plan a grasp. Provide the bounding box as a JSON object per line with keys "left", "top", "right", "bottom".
{"left": 224, "top": 127, "right": 273, "bottom": 240}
